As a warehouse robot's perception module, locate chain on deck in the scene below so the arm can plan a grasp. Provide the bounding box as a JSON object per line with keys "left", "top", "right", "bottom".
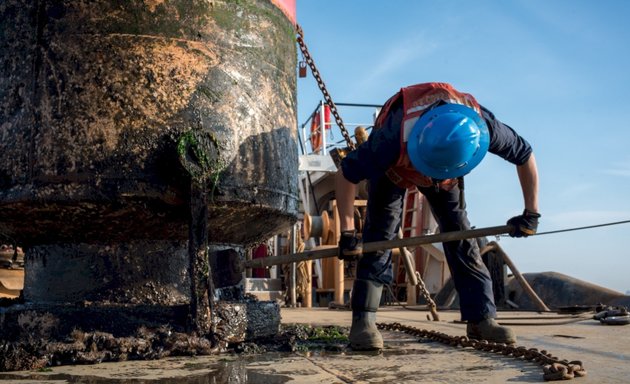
{"left": 377, "top": 322, "right": 587, "bottom": 381}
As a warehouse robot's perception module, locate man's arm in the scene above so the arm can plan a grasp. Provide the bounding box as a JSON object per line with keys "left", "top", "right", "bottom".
{"left": 335, "top": 170, "right": 357, "bottom": 232}
{"left": 334, "top": 103, "right": 402, "bottom": 232}
{"left": 516, "top": 153, "right": 539, "bottom": 213}
{"left": 507, "top": 152, "right": 540, "bottom": 237}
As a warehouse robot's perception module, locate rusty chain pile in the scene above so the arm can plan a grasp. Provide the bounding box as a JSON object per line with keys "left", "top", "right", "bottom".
{"left": 296, "top": 25, "right": 355, "bottom": 151}
{"left": 377, "top": 322, "right": 587, "bottom": 381}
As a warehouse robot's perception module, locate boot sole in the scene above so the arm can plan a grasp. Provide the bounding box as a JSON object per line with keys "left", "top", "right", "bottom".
{"left": 350, "top": 343, "right": 383, "bottom": 351}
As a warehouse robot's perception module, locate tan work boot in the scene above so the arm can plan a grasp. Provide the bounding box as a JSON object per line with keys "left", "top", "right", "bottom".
{"left": 349, "top": 279, "right": 383, "bottom": 350}
{"left": 467, "top": 318, "right": 516, "bottom": 344}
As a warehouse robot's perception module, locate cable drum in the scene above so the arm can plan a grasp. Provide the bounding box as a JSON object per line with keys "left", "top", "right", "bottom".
{"left": 303, "top": 212, "right": 330, "bottom": 242}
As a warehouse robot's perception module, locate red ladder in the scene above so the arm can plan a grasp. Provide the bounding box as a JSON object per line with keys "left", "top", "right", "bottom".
{"left": 393, "top": 188, "right": 423, "bottom": 301}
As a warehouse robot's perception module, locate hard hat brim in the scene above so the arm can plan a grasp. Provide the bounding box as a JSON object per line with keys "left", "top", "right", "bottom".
{"left": 407, "top": 103, "right": 489, "bottom": 180}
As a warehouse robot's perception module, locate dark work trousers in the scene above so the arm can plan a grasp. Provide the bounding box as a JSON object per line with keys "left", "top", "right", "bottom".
{"left": 357, "top": 173, "right": 497, "bottom": 322}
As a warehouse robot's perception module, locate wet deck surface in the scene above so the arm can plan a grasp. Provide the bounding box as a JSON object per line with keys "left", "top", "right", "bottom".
{"left": 0, "top": 306, "right": 627, "bottom": 383}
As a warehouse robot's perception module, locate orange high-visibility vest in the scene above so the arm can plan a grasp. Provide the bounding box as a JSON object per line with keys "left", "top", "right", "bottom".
{"left": 374, "top": 83, "right": 482, "bottom": 190}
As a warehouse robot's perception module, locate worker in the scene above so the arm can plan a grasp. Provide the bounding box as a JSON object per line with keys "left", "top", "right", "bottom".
{"left": 336, "top": 82, "right": 539, "bottom": 350}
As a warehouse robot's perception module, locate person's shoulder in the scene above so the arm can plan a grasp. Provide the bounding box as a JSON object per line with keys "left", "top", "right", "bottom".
{"left": 479, "top": 105, "right": 496, "bottom": 120}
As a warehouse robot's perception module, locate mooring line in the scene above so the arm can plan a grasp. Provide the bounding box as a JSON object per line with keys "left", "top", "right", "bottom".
{"left": 502, "top": 219, "right": 630, "bottom": 237}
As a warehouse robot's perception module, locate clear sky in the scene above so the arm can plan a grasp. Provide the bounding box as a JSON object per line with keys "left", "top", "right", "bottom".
{"left": 295, "top": 0, "right": 630, "bottom": 294}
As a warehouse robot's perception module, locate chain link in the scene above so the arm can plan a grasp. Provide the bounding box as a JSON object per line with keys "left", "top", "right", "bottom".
{"left": 296, "top": 25, "right": 355, "bottom": 151}
{"left": 414, "top": 271, "right": 440, "bottom": 320}
{"left": 377, "top": 322, "right": 587, "bottom": 381}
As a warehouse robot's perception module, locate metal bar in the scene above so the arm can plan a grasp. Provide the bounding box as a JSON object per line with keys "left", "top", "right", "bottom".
{"left": 334, "top": 102, "right": 383, "bottom": 108}
{"left": 244, "top": 225, "right": 512, "bottom": 269}
{"left": 483, "top": 241, "right": 551, "bottom": 312}
{"left": 290, "top": 226, "right": 297, "bottom": 307}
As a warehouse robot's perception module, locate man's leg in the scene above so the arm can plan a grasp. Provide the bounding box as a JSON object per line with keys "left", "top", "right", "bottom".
{"left": 418, "top": 183, "right": 515, "bottom": 343}
{"left": 350, "top": 174, "right": 405, "bottom": 350}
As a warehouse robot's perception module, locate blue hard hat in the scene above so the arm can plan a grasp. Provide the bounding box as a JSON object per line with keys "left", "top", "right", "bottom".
{"left": 407, "top": 103, "right": 489, "bottom": 180}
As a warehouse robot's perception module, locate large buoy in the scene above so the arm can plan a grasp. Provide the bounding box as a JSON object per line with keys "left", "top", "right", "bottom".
{"left": 0, "top": 0, "right": 297, "bottom": 368}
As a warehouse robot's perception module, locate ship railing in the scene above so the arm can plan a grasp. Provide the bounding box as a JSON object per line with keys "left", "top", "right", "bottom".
{"left": 298, "top": 100, "right": 380, "bottom": 173}
{"left": 297, "top": 100, "right": 380, "bottom": 216}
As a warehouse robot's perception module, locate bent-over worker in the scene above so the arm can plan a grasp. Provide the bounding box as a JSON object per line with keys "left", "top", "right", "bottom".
{"left": 336, "top": 82, "right": 539, "bottom": 350}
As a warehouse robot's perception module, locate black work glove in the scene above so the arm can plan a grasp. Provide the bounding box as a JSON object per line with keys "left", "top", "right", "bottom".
{"left": 338, "top": 230, "right": 362, "bottom": 261}
{"left": 507, "top": 209, "right": 541, "bottom": 237}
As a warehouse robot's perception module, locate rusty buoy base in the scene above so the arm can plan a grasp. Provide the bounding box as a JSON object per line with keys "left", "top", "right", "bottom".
{"left": 23, "top": 241, "right": 190, "bottom": 304}
{"left": 0, "top": 241, "right": 281, "bottom": 372}
{"left": 0, "top": 300, "right": 281, "bottom": 371}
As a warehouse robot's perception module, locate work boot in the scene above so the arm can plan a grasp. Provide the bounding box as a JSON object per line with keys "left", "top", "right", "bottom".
{"left": 349, "top": 279, "right": 383, "bottom": 350}
{"left": 467, "top": 318, "right": 516, "bottom": 344}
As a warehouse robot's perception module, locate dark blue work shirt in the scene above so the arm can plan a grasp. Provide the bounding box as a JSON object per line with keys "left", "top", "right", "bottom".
{"left": 341, "top": 99, "right": 533, "bottom": 184}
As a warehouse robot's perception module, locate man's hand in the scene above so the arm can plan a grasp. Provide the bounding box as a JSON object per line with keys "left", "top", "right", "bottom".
{"left": 338, "top": 230, "right": 362, "bottom": 260}
{"left": 507, "top": 209, "right": 541, "bottom": 237}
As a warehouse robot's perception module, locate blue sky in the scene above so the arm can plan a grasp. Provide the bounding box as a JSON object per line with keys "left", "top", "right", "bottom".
{"left": 295, "top": 0, "right": 630, "bottom": 293}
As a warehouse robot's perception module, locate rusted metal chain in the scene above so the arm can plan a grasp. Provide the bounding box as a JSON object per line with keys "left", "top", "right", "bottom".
{"left": 296, "top": 24, "right": 355, "bottom": 151}
{"left": 377, "top": 322, "right": 587, "bottom": 381}
{"left": 413, "top": 271, "right": 440, "bottom": 320}
{"left": 396, "top": 226, "right": 440, "bottom": 321}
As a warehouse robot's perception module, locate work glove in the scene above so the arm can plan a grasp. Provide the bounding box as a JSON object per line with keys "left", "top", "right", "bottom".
{"left": 507, "top": 209, "right": 541, "bottom": 238}
{"left": 338, "top": 230, "right": 362, "bottom": 261}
